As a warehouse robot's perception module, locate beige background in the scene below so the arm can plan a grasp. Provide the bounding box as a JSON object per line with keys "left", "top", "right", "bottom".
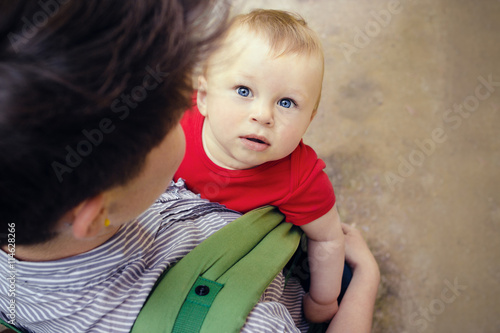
{"left": 229, "top": 1, "right": 499, "bottom": 332}
{"left": 2, "top": 1, "right": 498, "bottom": 332}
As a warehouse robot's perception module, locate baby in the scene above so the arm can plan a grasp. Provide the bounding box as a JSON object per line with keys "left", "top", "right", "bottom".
{"left": 175, "top": 9, "right": 344, "bottom": 323}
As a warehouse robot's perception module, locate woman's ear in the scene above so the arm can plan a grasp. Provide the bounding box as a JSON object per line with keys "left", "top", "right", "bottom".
{"left": 197, "top": 75, "right": 208, "bottom": 116}
{"left": 71, "top": 194, "right": 106, "bottom": 239}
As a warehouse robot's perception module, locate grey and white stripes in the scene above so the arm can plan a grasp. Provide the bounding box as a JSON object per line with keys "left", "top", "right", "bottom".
{"left": 1, "top": 180, "right": 306, "bottom": 332}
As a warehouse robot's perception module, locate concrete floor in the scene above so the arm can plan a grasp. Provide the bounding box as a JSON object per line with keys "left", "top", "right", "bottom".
{"left": 230, "top": 1, "right": 500, "bottom": 332}
{"left": 2, "top": 2, "right": 497, "bottom": 333}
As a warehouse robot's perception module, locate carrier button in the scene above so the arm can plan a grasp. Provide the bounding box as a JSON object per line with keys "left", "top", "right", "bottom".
{"left": 195, "top": 285, "right": 210, "bottom": 296}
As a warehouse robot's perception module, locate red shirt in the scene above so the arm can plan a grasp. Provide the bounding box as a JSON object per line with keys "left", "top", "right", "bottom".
{"left": 174, "top": 105, "right": 335, "bottom": 226}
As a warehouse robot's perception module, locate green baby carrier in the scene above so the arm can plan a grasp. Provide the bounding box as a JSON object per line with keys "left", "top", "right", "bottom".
{"left": 131, "top": 206, "right": 302, "bottom": 333}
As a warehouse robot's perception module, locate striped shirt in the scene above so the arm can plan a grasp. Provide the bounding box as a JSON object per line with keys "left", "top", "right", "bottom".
{"left": 0, "top": 180, "right": 308, "bottom": 332}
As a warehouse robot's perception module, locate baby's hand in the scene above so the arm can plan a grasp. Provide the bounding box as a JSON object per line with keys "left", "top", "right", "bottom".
{"left": 303, "top": 292, "right": 339, "bottom": 323}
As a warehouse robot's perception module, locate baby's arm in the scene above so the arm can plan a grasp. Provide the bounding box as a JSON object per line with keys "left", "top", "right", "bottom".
{"left": 300, "top": 205, "right": 345, "bottom": 323}
{"left": 326, "top": 223, "right": 380, "bottom": 333}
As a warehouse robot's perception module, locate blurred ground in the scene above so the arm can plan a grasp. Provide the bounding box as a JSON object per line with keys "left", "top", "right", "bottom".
{"left": 2, "top": 1, "right": 498, "bottom": 332}
{"left": 230, "top": 1, "right": 500, "bottom": 332}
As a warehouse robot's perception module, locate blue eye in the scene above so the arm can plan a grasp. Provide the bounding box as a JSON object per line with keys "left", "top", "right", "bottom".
{"left": 278, "top": 98, "right": 295, "bottom": 108}
{"left": 236, "top": 86, "right": 250, "bottom": 97}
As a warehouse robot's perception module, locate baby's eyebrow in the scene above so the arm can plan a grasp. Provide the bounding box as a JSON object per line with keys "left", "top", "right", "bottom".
{"left": 284, "top": 89, "right": 307, "bottom": 101}
{"left": 234, "top": 72, "right": 255, "bottom": 80}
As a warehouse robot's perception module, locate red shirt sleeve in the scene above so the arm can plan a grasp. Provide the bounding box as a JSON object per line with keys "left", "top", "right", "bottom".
{"left": 278, "top": 142, "right": 336, "bottom": 226}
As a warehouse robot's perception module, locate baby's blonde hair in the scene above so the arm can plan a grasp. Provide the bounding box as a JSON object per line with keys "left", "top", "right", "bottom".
{"left": 228, "top": 9, "right": 324, "bottom": 114}
{"left": 232, "top": 9, "right": 324, "bottom": 59}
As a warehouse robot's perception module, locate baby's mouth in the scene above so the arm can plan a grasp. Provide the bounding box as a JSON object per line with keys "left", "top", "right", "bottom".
{"left": 242, "top": 135, "right": 270, "bottom": 145}
{"left": 246, "top": 137, "right": 266, "bottom": 144}
{"left": 240, "top": 135, "right": 270, "bottom": 151}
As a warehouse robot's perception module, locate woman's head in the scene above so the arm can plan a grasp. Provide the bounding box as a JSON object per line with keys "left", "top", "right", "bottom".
{"left": 0, "top": 0, "right": 228, "bottom": 246}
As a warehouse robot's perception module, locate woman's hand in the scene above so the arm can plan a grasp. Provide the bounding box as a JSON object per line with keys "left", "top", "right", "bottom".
{"left": 325, "top": 223, "right": 380, "bottom": 333}
{"left": 342, "top": 223, "right": 380, "bottom": 279}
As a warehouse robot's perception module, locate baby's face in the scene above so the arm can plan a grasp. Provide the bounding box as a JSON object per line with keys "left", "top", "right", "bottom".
{"left": 198, "top": 32, "right": 323, "bottom": 170}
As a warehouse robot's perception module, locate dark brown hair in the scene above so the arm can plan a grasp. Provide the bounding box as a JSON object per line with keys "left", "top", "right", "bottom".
{"left": 0, "top": 0, "right": 229, "bottom": 245}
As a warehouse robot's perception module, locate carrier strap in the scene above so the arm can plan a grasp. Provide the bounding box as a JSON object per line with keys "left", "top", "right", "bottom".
{"left": 131, "top": 206, "right": 301, "bottom": 333}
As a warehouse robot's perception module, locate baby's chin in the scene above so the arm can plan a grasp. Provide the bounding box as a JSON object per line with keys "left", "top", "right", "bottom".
{"left": 237, "top": 155, "right": 288, "bottom": 170}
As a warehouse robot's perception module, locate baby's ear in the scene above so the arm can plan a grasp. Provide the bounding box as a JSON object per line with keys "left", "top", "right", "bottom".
{"left": 197, "top": 75, "right": 208, "bottom": 116}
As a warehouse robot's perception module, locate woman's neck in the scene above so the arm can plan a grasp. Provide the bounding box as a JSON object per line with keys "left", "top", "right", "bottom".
{"left": 3, "top": 225, "right": 121, "bottom": 262}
